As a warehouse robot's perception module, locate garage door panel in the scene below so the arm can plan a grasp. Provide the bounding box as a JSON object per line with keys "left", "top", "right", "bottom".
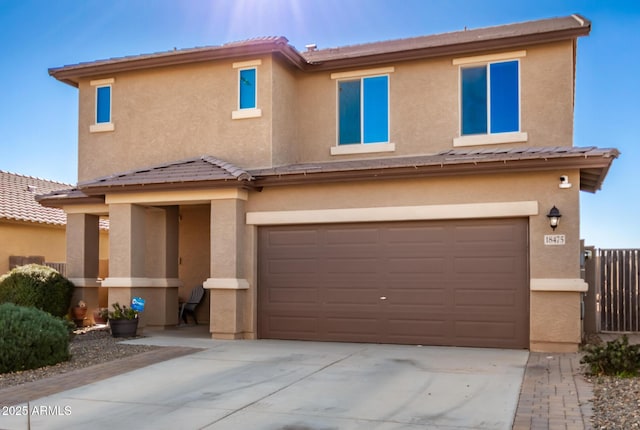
{"left": 264, "top": 315, "right": 318, "bottom": 337}
{"left": 454, "top": 289, "right": 518, "bottom": 307}
{"left": 267, "top": 287, "right": 320, "bottom": 305}
{"left": 265, "top": 229, "right": 319, "bottom": 246}
{"left": 453, "top": 256, "right": 522, "bottom": 274}
{"left": 267, "top": 259, "right": 320, "bottom": 274}
{"left": 385, "top": 226, "right": 448, "bottom": 244}
{"left": 455, "top": 321, "right": 521, "bottom": 345}
{"left": 386, "top": 288, "right": 448, "bottom": 306}
{"left": 387, "top": 257, "right": 447, "bottom": 274}
{"left": 326, "top": 257, "right": 381, "bottom": 273}
{"left": 454, "top": 223, "right": 523, "bottom": 245}
{"left": 325, "top": 287, "right": 380, "bottom": 305}
{"left": 258, "top": 219, "right": 528, "bottom": 348}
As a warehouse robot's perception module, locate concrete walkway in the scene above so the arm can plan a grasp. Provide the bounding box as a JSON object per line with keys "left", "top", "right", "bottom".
{"left": 0, "top": 327, "right": 595, "bottom": 429}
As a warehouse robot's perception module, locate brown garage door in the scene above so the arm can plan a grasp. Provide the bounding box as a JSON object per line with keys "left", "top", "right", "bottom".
{"left": 258, "top": 218, "right": 529, "bottom": 349}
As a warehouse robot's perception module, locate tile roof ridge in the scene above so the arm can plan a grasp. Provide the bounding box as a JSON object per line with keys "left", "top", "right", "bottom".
{"left": 200, "top": 155, "right": 254, "bottom": 181}
{"left": 0, "top": 169, "right": 73, "bottom": 187}
{"left": 304, "top": 14, "right": 585, "bottom": 57}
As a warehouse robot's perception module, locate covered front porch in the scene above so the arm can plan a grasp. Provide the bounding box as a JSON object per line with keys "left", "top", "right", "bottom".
{"left": 40, "top": 156, "right": 257, "bottom": 339}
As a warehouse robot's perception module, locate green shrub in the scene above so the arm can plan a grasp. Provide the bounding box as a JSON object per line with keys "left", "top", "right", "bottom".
{"left": 0, "top": 264, "right": 74, "bottom": 318}
{"left": 581, "top": 335, "right": 640, "bottom": 377}
{"left": 0, "top": 303, "right": 70, "bottom": 373}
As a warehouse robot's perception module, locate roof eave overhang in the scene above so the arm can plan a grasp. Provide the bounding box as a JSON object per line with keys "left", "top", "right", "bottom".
{"left": 79, "top": 179, "right": 258, "bottom": 196}
{"left": 49, "top": 40, "right": 306, "bottom": 87}
{"left": 48, "top": 20, "right": 590, "bottom": 86}
{"left": 36, "top": 194, "right": 106, "bottom": 209}
{"left": 253, "top": 154, "right": 615, "bottom": 192}
{"left": 305, "top": 26, "right": 591, "bottom": 72}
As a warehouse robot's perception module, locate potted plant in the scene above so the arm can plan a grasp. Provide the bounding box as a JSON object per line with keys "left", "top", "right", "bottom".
{"left": 93, "top": 307, "right": 108, "bottom": 324}
{"left": 107, "top": 302, "right": 139, "bottom": 338}
{"left": 71, "top": 300, "right": 88, "bottom": 328}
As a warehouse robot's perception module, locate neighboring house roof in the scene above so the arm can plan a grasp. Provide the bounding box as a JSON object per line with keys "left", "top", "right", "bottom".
{"left": 48, "top": 15, "right": 590, "bottom": 86}
{"left": 36, "top": 147, "right": 618, "bottom": 209}
{"left": 0, "top": 171, "right": 71, "bottom": 226}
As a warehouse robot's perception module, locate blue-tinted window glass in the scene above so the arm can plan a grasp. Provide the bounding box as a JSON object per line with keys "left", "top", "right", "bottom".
{"left": 363, "top": 76, "right": 388, "bottom": 143}
{"left": 96, "top": 86, "right": 111, "bottom": 124}
{"left": 239, "top": 68, "right": 256, "bottom": 109}
{"left": 490, "top": 61, "right": 519, "bottom": 133}
{"left": 338, "top": 80, "right": 361, "bottom": 145}
{"left": 461, "top": 67, "right": 487, "bottom": 135}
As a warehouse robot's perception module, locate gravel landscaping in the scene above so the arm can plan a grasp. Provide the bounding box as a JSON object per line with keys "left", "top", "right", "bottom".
{"left": 0, "top": 326, "right": 158, "bottom": 390}
{"left": 590, "top": 375, "right": 640, "bottom": 429}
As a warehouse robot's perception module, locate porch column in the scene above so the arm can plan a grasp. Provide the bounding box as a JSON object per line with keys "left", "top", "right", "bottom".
{"left": 66, "top": 213, "right": 100, "bottom": 322}
{"left": 204, "top": 198, "right": 249, "bottom": 339}
{"left": 103, "top": 204, "right": 181, "bottom": 329}
{"left": 144, "top": 206, "right": 180, "bottom": 326}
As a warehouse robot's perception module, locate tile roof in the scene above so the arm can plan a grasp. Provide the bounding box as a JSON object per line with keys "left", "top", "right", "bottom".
{"left": 249, "top": 146, "right": 619, "bottom": 193}
{"left": 302, "top": 15, "right": 589, "bottom": 64}
{"left": 0, "top": 171, "right": 71, "bottom": 226}
{"left": 49, "top": 15, "right": 590, "bottom": 85}
{"left": 78, "top": 155, "right": 254, "bottom": 192}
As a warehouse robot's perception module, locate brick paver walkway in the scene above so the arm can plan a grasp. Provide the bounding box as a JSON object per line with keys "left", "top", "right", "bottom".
{"left": 513, "top": 352, "right": 594, "bottom": 430}
{"left": 0, "top": 346, "right": 201, "bottom": 407}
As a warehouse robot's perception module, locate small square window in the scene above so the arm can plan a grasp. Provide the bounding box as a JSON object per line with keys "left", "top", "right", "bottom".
{"left": 239, "top": 68, "right": 257, "bottom": 110}
{"left": 89, "top": 78, "right": 114, "bottom": 132}
{"left": 96, "top": 85, "right": 111, "bottom": 124}
{"left": 232, "top": 63, "right": 261, "bottom": 119}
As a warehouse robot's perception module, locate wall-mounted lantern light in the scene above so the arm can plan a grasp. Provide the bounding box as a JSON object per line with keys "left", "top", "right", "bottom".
{"left": 546, "top": 206, "right": 562, "bottom": 231}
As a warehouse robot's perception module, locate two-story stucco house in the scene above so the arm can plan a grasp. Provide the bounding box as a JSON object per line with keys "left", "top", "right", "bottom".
{"left": 39, "top": 15, "right": 618, "bottom": 352}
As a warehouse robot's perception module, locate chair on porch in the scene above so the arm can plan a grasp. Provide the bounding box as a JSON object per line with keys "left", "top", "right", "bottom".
{"left": 179, "top": 284, "right": 205, "bottom": 325}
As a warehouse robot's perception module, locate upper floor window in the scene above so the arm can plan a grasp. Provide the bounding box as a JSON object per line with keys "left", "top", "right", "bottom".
{"left": 89, "top": 78, "right": 115, "bottom": 132}
{"left": 232, "top": 59, "right": 262, "bottom": 119}
{"left": 96, "top": 85, "right": 111, "bottom": 124}
{"left": 461, "top": 60, "right": 519, "bottom": 135}
{"left": 239, "top": 68, "right": 256, "bottom": 109}
{"left": 338, "top": 75, "right": 389, "bottom": 145}
{"left": 330, "top": 67, "right": 395, "bottom": 155}
{"left": 453, "top": 51, "right": 528, "bottom": 147}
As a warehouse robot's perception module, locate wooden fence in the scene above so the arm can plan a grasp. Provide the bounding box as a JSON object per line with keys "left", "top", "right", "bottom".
{"left": 598, "top": 249, "right": 640, "bottom": 332}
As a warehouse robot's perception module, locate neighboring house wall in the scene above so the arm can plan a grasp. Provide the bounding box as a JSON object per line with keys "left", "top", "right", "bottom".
{"left": 0, "top": 221, "right": 66, "bottom": 275}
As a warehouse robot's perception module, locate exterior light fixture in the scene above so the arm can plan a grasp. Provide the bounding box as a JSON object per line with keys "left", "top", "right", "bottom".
{"left": 546, "top": 206, "right": 562, "bottom": 231}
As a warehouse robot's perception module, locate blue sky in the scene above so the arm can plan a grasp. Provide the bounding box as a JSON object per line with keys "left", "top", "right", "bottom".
{"left": 1, "top": 0, "right": 638, "bottom": 248}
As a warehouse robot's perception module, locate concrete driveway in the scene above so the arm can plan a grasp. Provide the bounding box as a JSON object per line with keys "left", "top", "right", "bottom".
{"left": 2, "top": 335, "right": 528, "bottom": 430}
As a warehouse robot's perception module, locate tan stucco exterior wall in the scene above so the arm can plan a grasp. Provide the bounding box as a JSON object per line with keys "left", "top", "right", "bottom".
{"left": 77, "top": 56, "right": 276, "bottom": 182}
{"left": 294, "top": 41, "right": 574, "bottom": 162}
{"left": 76, "top": 41, "right": 574, "bottom": 182}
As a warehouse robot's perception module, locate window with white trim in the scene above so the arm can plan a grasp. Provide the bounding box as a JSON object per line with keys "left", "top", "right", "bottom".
{"left": 89, "top": 78, "right": 114, "bottom": 132}
{"left": 460, "top": 60, "right": 520, "bottom": 135}
{"left": 239, "top": 68, "right": 256, "bottom": 109}
{"left": 232, "top": 59, "right": 262, "bottom": 119}
{"left": 338, "top": 75, "right": 389, "bottom": 145}
{"left": 453, "top": 51, "right": 527, "bottom": 147}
